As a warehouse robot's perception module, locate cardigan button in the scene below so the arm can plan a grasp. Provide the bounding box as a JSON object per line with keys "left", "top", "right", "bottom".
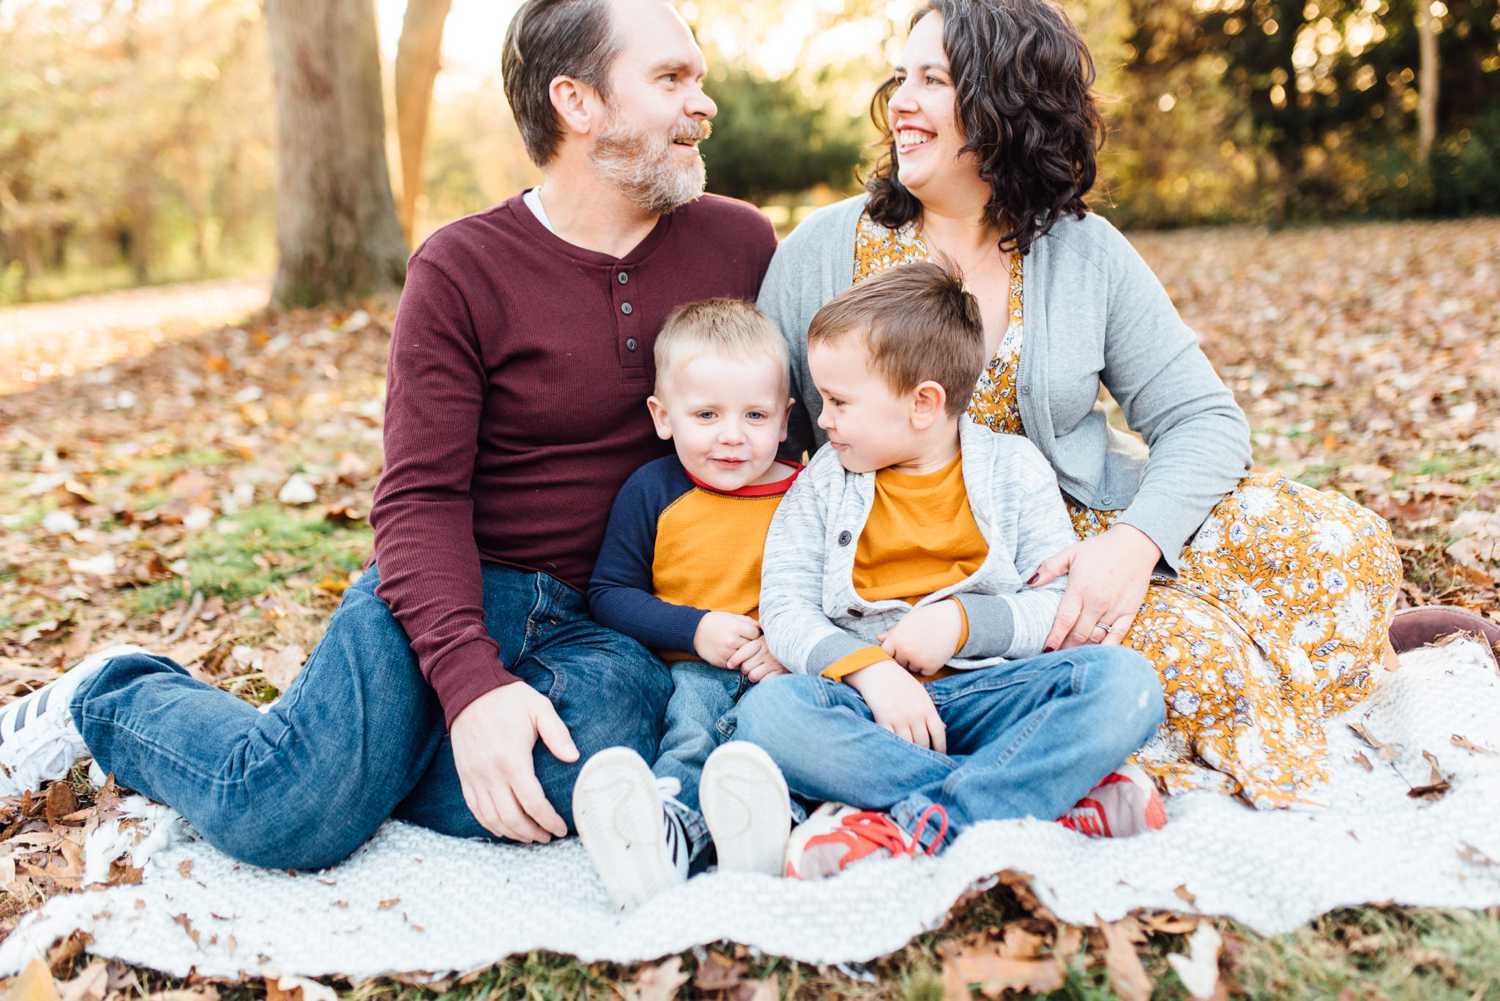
{"left": 1019, "top": 383, "right": 1032, "bottom": 396}
{"left": 837, "top": 530, "right": 852, "bottom": 546}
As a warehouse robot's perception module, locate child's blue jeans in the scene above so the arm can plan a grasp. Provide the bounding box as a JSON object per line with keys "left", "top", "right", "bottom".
{"left": 724, "top": 646, "right": 1164, "bottom": 848}
{"left": 652, "top": 659, "right": 750, "bottom": 860}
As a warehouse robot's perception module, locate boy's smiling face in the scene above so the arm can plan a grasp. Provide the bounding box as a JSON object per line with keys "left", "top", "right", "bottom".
{"left": 809, "top": 328, "right": 923, "bottom": 474}
{"left": 647, "top": 350, "right": 792, "bottom": 492}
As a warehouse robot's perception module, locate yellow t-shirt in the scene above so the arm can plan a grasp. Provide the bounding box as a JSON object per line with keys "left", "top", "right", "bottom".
{"left": 823, "top": 453, "right": 988, "bottom": 681}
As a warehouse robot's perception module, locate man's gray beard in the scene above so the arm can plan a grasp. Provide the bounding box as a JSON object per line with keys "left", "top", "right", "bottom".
{"left": 590, "top": 120, "right": 707, "bottom": 215}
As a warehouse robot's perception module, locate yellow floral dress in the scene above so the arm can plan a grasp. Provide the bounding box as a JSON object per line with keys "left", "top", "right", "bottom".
{"left": 852, "top": 213, "right": 1403, "bottom": 808}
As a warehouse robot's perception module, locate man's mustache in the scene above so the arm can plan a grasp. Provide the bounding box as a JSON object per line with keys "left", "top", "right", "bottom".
{"left": 672, "top": 120, "right": 713, "bottom": 144}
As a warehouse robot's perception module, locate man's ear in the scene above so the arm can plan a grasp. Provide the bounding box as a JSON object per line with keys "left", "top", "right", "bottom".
{"left": 548, "top": 75, "right": 601, "bottom": 138}
{"left": 645, "top": 395, "right": 674, "bottom": 440}
{"left": 909, "top": 380, "right": 948, "bottom": 431}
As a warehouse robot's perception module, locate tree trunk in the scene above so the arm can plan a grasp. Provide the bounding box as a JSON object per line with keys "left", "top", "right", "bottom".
{"left": 395, "top": 0, "right": 452, "bottom": 243}
{"left": 265, "top": 0, "right": 407, "bottom": 308}
{"left": 1416, "top": 1, "right": 1439, "bottom": 163}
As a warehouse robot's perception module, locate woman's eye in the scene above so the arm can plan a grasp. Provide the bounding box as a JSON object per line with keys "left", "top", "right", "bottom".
{"left": 926, "top": 74, "right": 943, "bottom": 86}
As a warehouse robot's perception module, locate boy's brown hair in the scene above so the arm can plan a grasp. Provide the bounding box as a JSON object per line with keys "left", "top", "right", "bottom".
{"left": 807, "top": 261, "right": 984, "bottom": 417}
{"left": 654, "top": 298, "right": 790, "bottom": 397}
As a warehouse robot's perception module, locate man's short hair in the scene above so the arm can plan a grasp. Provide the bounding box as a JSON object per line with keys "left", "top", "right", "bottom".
{"left": 502, "top": 0, "right": 620, "bottom": 166}
{"left": 807, "top": 261, "right": 985, "bottom": 418}
{"left": 654, "top": 299, "right": 790, "bottom": 397}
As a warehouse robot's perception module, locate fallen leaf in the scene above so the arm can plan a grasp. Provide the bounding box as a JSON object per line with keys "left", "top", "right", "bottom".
{"left": 46, "top": 931, "right": 92, "bottom": 975}
{"left": 271, "top": 977, "right": 336, "bottom": 1001}
{"left": 1348, "top": 722, "right": 1401, "bottom": 762}
{"left": 44, "top": 782, "right": 78, "bottom": 827}
{"left": 1175, "top": 883, "right": 1199, "bottom": 909}
{"left": 1099, "top": 918, "right": 1154, "bottom": 1001}
{"left": 1407, "top": 750, "right": 1451, "bottom": 800}
{"left": 1451, "top": 734, "right": 1495, "bottom": 755}
{"left": 57, "top": 961, "right": 108, "bottom": 1001}
{"left": 172, "top": 913, "right": 200, "bottom": 946}
{"left": 177, "top": 860, "right": 193, "bottom": 878}
{"left": 942, "top": 955, "right": 1065, "bottom": 998}
{"left": 732, "top": 978, "right": 778, "bottom": 1001}
{"left": 262, "top": 645, "right": 305, "bottom": 693}
{"left": 1351, "top": 751, "right": 1374, "bottom": 772}
{"left": 7, "top": 959, "right": 62, "bottom": 1001}
{"left": 378, "top": 897, "right": 400, "bottom": 910}
{"left": 1458, "top": 842, "right": 1496, "bottom": 867}
{"left": 1166, "top": 923, "right": 1223, "bottom": 999}
{"left": 621, "top": 957, "right": 689, "bottom": 1001}
{"left": 692, "top": 951, "right": 746, "bottom": 992}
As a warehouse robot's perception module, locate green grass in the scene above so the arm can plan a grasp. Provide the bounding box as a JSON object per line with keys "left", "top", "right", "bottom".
{"left": 128, "top": 502, "right": 371, "bottom": 619}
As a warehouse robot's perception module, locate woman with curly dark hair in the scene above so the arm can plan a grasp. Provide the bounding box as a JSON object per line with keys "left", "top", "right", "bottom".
{"left": 758, "top": 0, "right": 1432, "bottom": 813}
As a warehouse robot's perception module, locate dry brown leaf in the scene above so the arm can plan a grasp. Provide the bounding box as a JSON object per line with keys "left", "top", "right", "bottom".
{"left": 620, "top": 957, "right": 689, "bottom": 1001}
{"left": 1457, "top": 842, "right": 1496, "bottom": 867}
{"left": 1000, "top": 922, "right": 1048, "bottom": 960}
{"left": 141, "top": 991, "right": 219, "bottom": 1001}
{"left": 7, "top": 959, "right": 62, "bottom": 1001}
{"left": 262, "top": 645, "right": 306, "bottom": 693}
{"left": 942, "top": 955, "right": 1065, "bottom": 999}
{"left": 1053, "top": 924, "right": 1085, "bottom": 958}
{"left": 1451, "top": 734, "right": 1495, "bottom": 755}
{"left": 692, "top": 951, "right": 746, "bottom": 992}
{"left": 43, "top": 782, "right": 77, "bottom": 828}
{"left": 1348, "top": 722, "right": 1401, "bottom": 762}
{"left": 377, "top": 897, "right": 400, "bottom": 910}
{"left": 177, "top": 860, "right": 193, "bottom": 878}
{"left": 732, "top": 977, "right": 778, "bottom": 1001}
{"left": 172, "top": 913, "right": 200, "bottom": 946}
{"left": 46, "top": 931, "right": 93, "bottom": 975}
{"left": 57, "top": 961, "right": 108, "bottom": 1001}
{"left": 1175, "top": 883, "right": 1199, "bottom": 909}
{"left": 1351, "top": 751, "right": 1374, "bottom": 772}
{"left": 1098, "top": 918, "right": 1155, "bottom": 1001}
{"left": 1408, "top": 750, "right": 1452, "bottom": 800}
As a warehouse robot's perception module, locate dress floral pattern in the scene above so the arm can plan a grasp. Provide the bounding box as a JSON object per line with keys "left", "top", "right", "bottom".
{"left": 852, "top": 212, "right": 1403, "bottom": 808}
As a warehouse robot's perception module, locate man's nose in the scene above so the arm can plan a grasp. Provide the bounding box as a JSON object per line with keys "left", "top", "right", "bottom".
{"left": 686, "top": 86, "right": 717, "bottom": 121}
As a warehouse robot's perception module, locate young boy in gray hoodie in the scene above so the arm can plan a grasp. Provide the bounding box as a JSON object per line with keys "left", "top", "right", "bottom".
{"left": 727, "top": 262, "right": 1168, "bottom": 878}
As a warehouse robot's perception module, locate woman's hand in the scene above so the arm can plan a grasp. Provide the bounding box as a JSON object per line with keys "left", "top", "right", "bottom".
{"left": 1031, "top": 524, "right": 1161, "bottom": 650}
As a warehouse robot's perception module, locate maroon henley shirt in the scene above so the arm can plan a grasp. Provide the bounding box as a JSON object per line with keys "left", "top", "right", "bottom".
{"left": 369, "top": 192, "right": 777, "bottom": 726}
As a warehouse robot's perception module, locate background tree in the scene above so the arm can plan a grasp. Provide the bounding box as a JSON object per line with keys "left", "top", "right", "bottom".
{"left": 264, "top": 0, "right": 406, "bottom": 307}
{"left": 394, "top": 0, "right": 452, "bottom": 243}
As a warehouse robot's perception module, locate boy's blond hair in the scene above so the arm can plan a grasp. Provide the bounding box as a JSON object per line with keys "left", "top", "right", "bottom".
{"left": 653, "top": 298, "right": 790, "bottom": 397}
{"left": 807, "top": 261, "right": 984, "bottom": 418}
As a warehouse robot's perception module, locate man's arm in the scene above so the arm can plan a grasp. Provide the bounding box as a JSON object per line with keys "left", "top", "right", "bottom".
{"left": 369, "top": 256, "right": 517, "bottom": 728}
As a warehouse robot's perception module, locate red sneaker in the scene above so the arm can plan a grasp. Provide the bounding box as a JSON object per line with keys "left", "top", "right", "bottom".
{"left": 1058, "top": 764, "right": 1167, "bottom": 838}
{"left": 784, "top": 802, "right": 948, "bottom": 879}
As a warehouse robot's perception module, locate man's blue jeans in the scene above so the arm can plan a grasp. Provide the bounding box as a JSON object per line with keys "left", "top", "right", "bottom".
{"left": 724, "top": 647, "right": 1164, "bottom": 847}
{"left": 69, "top": 563, "right": 672, "bottom": 871}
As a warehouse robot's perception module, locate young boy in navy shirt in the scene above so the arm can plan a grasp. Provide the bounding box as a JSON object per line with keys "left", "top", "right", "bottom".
{"left": 574, "top": 299, "right": 800, "bottom": 908}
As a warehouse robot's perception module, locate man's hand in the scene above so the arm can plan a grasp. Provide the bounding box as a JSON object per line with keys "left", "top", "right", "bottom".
{"left": 449, "top": 682, "right": 578, "bottom": 844}
{"left": 694, "top": 611, "right": 761, "bottom": 667}
{"left": 726, "top": 636, "right": 789, "bottom": 682}
{"left": 844, "top": 660, "right": 946, "bottom": 753}
{"left": 1032, "top": 523, "right": 1160, "bottom": 651}
{"left": 878, "top": 599, "right": 964, "bottom": 676}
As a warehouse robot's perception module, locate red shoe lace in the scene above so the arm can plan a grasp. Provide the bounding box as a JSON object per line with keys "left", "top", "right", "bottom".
{"left": 805, "top": 805, "right": 949, "bottom": 872}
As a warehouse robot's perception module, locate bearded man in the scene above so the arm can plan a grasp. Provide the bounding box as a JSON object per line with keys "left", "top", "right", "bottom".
{"left": 7, "top": 0, "right": 776, "bottom": 868}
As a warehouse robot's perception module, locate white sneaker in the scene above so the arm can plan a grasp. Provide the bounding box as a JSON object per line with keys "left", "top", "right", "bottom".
{"left": 699, "top": 741, "right": 791, "bottom": 876}
{"left": 572, "top": 746, "right": 689, "bottom": 909}
{"left": 0, "top": 644, "right": 146, "bottom": 798}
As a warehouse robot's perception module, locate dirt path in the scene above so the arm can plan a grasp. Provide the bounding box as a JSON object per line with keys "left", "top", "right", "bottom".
{"left": 0, "top": 277, "right": 270, "bottom": 397}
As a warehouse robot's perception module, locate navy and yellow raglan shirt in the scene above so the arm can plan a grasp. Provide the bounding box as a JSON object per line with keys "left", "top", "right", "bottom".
{"left": 589, "top": 456, "right": 803, "bottom": 660}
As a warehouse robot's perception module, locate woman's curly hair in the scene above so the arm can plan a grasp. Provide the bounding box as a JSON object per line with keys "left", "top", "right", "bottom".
{"left": 864, "top": 0, "right": 1105, "bottom": 256}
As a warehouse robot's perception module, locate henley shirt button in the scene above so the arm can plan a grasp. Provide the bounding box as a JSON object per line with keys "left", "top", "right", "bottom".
{"left": 621, "top": 302, "right": 634, "bottom": 315}
{"left": 837, "top": 530, "right": 852, "bottom": 546}
{"left": 626, "top": 337, "right": 638, "bottom": 352}
{"left": 617, "top": 272, "right": 629, "bottom": 285}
